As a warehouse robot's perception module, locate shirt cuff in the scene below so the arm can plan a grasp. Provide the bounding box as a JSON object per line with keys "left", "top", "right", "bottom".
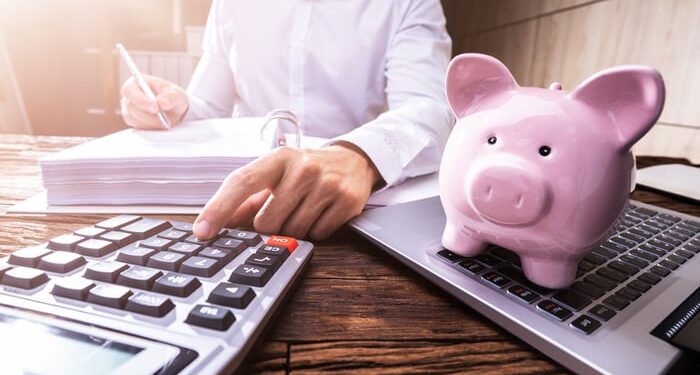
{"left": 328, "top": 126, "right": 404, "bottom": 188}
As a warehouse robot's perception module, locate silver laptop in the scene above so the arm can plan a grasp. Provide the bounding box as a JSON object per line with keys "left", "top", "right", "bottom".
{"left": 350, "top": 196, "right": 700, "bottom": 374}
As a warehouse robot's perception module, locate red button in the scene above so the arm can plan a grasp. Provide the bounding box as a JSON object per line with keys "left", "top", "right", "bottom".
{"left": 266, "top": 236, "right": 298, "bottom": 253}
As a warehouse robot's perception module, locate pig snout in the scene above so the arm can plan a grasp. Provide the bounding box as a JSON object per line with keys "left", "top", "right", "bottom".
{"left": 469, "top": 166, "right": 550, "bottom": 226}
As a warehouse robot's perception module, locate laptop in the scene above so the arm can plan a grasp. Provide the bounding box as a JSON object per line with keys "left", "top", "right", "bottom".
{"left": 349, "top": 196, "right": 700, "bottom": 374}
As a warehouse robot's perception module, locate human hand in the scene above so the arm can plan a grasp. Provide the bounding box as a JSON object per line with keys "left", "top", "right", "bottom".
{"left": 193, "top": 143, "right": 381, "bottom": 241}
{"left": 120, "top": 75, "right": 189, "bottom": 130}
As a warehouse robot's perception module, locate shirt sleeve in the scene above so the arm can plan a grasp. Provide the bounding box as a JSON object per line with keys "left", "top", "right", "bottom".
{"left": 330, "top": 0, "right": 454, "bottom": 187}
{"left": 183, "top": 0, "right": 237, "bottom": 121}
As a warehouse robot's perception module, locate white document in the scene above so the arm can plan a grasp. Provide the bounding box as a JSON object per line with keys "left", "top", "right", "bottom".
{"left": 40, "top": 118, "right": 327, "bottom": 206}
{"left": 9, "top": 173, "right": 441, "bottom": 215}
{"left": 365, "top": 173, "right": 440, "bottom": 208}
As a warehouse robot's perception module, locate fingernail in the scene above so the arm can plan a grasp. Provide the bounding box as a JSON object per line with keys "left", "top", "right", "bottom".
{"left": 194, "top": 220, "right": 211, "bottom": 239}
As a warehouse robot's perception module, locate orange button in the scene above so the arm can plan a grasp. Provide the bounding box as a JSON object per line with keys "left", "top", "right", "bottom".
{"left": 266, "top": 235, "right": 298, "bottom": 253}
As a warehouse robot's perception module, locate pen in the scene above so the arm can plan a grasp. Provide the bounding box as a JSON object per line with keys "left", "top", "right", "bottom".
{"left": 116, "top": 43, "right": 171, "bottom": 129}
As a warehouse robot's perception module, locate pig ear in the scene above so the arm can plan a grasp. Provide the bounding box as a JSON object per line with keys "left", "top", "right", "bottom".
{"left": 570, "top": 66, "right": 665, "bottom": 151}
{"left": 446, "top": 53, "right": 517, "bottom": 118}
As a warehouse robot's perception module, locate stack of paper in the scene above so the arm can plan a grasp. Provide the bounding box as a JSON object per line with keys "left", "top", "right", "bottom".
{"left": 40, "top": 118, "right": 328, "bottom": 206}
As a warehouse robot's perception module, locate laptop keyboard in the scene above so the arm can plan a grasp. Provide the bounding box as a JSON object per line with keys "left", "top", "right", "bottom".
{"left": 436, "top": 204, "right": 700, "bottom": 335}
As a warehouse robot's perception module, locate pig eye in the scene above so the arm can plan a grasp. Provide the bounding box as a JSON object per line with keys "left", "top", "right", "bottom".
{"left": 487, "top": 136, "right": 497, "bottom": 145}
{"left": 539, "top": 146, "right": 552, "bottom": 156}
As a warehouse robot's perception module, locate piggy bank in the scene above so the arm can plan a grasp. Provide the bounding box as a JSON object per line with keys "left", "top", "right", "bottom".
{"left": 439, "top": 53, "right": 664, "bottom": 289}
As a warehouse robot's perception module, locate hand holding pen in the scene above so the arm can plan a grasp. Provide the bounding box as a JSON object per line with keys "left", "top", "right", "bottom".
{"left": 117, "top": 43, "right": 189, "bottom": 130}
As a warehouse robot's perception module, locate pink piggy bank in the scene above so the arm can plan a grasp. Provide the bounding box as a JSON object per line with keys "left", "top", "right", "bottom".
{"left": 439, "top": 53, "right": 665, "bottom": 289}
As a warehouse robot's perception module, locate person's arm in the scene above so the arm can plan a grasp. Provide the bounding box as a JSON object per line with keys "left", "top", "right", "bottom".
{"left": 183, "top": 0, "right": 237, "bottom": 121}
{"left": 330, "top": 0, "right": 454, "bottom": 187}
{"left": 192, "top": 0, "right": 453, "bottom": 241}
{"left": 119, "top": 0, "right": 236, "bottom": 128}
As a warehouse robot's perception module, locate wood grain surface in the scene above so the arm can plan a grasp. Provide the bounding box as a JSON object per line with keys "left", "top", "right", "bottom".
{"left": 1, "top": 134, "right": 698, "bottom": 374}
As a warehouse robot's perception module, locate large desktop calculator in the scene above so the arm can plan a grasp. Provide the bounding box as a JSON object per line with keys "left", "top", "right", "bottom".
{"left": 0, "top": 215, "right": 314, "bottom": 374}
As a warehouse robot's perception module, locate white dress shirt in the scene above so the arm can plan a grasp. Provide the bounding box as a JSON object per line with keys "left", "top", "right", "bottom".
{"left": 185, "top": 0, "right": 454, "bottom": 187}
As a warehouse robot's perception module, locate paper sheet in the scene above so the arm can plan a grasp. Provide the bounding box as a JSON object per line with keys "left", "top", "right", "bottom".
{"left": 8, "top": 173, "right": 441, "bottom": 215}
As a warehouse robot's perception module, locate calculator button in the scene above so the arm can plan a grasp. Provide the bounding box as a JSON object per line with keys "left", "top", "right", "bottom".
{"left": 158, "top": 229, "right": 189, "bottom": 241}
{"left": 8, "top": 247, "right": 51, "bottom": 267}
{"left": 207, "top": 282, "right": 256, "bottom": 309}
{"left": 185, "top": 304, "right": 235, "bottom": 331}
{"left": 212, "top": 237, "right": 247, "bottom": 252}
{"left": 84, "top": 261, "right": 129, "bottom": 283}
{"left": 116, "top": 245, "right": 156, "bottom": 265}
{"left": 226, "top": 229, "right": 261, "bottom": 246}
{"left": 537, "top": 300, "right": 572, "bottom": 321}
{"left": 95, "top": 215, "right": 141, "bottom": 230}
{"left": 245, "top": 253, "right": 282, "bottom": 271}
{"left": 125, "top": 292, "right": 175, "bottom": 317}
{"left": 229, "top": 264, "right": 272, "bottom": 287}
{"left": 169, "top": 242, "right": 202, "bottom": 256}
{"left": 1, "top": 267, "right": 49, "bottom": 289}
{"left": 99, "top": 231, "right": 137, "bottom": 247}
{"left": 37, "top": 252, "right": 87, "bottom": 273}
{"left": 139, "top": 236, "right": 175, "bottom": 251}
{"left": 184, "top": 235, "right": 214, "bottom": 246}
{"left": 75, "top": 239, "right": 118, "bottom": 257}
{"left": 199, "top": 247, "right": 236, "bottom": 264}
{"left": 266, "top": 235, "right": 297, "bottom": 252}
{"left": 87, "top": 284, "right": 133, "bottom": 309}
{"left": 117, "top": 266, "right": 162, "bottom": 289}
{"left": 570, "top": 315, "right": 601, "bottom": 335}
{"left": 152, "top": 273, "right": 202, "bottom": 297}
{"left": 74, "top": 226, "right": 106, "bottom": 238}
{"left": 257, "top": 245, "right": 289, "bottom": 260}
{"left": 147, "top": 251, "right": 186, "bottom": 271}
{"left": 180, "top": 256, "right": 221, "bottom": 277}
{"left": 48, "top": 234, "right": 85, "bottom": 251}
{"left": 169, "top": 221, "right": 194, "bottom": 233}
{"left": 121, "top": 218, "right": 171, "bottom": 239}
{"left": 51, "top": 278, "right": 95, "bottom": 300}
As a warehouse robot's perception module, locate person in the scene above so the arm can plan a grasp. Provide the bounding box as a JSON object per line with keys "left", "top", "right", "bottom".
{"left": 120, "top": 0, "right": 454, "bottom": 241}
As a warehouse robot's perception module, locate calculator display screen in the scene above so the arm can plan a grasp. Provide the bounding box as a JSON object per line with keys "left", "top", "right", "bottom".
{"left": 0, "top": 314, "right": 142, "bottom": 375}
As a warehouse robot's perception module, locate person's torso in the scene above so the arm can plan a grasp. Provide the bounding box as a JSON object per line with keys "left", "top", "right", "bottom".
{"left": 216, "top": 0, "right": 408, "bottom": 137}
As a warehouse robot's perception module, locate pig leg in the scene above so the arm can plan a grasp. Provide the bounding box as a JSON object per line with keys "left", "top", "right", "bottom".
{"left": 520, "top": 256, "right": 578, "bottom": 289}
{"left": 441, "top": 221, "right": 486, "bottom": 255}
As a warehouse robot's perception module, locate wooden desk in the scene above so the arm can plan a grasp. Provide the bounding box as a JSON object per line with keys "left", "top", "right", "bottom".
{"left": 1, "top": 134, "right": 699, "bottom": 374}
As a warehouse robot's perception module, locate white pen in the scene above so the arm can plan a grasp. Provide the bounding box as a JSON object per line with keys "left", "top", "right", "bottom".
{"left": 116, "top": 43, "right": 171, "bottom": 128}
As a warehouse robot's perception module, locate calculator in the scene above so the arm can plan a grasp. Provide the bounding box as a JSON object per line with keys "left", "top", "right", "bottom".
{"left": 0, "top": 215, "right": 314, "bottom": 374}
